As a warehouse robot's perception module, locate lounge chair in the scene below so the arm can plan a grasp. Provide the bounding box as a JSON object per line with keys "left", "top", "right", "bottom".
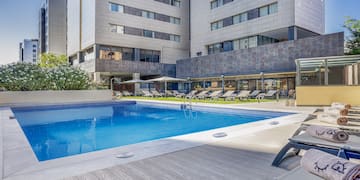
{"left": 122, "top": 90, "right": 132, "bottom": 96}
{"left": 207, "top": 90, "right": 223, "bottom": 100}
{"left": 249, "top": 90, "right": 261, "bottom": 98}
{"left": 288, "top": 89, "right": 296, "bottom": 99}
{"left": 219, "top": 90, "right": 235, "bottom": 100}
{"left": 195, "top": 90, "right": 209, "bottom": 99}
{"left": 236, "top": 90, "right": 251, "bottom": 100}
{"left": 264, "top": 90, "right": 278, "bottom": 99}
{"left": 185, "top": 90, "right": 198, "bottom": 99}
{"left": 141, "top": 89, "right": 154, "bottom": 97}
{"left": 150, "top": 89, "right": 163, "bottom": 97}
{"left": 114, "top": 91, "right": 122, "bottom": 97}
{"left": 272, "top": 131, "right": 360, "bottom": 167}
{"left": 172, "top": 90, "right": 185, "bottom": 98}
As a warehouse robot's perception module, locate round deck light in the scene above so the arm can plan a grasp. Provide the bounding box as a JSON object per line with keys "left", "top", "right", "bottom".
{"left": 116, "top": 152, "right": 134, "bottom": 158}
{"left": 213, "top": 132, "right": 227, "bottom": 138}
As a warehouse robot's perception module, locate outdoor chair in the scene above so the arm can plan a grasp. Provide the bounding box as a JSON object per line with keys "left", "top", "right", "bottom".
{"left": 264, "top": 90, "right": 278, "bottom": 99}
{"left": 150, "top": 89, "right": 163, "bottom": 97}
{"left": 207, "top": 90, "right": 223, "bottom": 100}
{"left": 114, "top": 91, "right": 122, "bottom": 98}
{"left": 172, "top": 90, "right": 185, "bottom": 98}
{"left": 185, "top": 90, "right": 198, "bottom": 99}
{"left": 122, "top": 90, "right": 132, "bottom": 96}
{"left": 220, "top": 90, "right": 235, "bottom": 101}
{"left": 249, "top": 90, "right": 261, "bottom": 98}
{"left": 195, "top": 90, "right": 209, "bottom": 99}
{"left": 236, "top": 90, "right": 251, "bottom": 100}
{"left": 141, "top": 89, "right": 154, "bottom": 97}
{"left": 272, "top": 130, "right": 360, "bottom": 167}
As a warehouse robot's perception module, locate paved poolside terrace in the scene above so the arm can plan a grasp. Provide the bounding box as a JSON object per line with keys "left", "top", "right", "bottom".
{"left": 0, "top": 100, "right": 317, "bottom": 180}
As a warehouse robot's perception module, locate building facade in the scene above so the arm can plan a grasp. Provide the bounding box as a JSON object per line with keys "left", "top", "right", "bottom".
{"left": 67, "top": 0, "right": 190, "bottom": 83}
{"left": 39, "top": 0, "right": 67, "bottom": 55}
{"left": 176, "top": 33, "right": 344, "bottom": 93}
{"left": 190, "top": 0, "right": 325, "bottom": 57}
{"left": 19, "top": 39, "right": 39, "bottom": 63}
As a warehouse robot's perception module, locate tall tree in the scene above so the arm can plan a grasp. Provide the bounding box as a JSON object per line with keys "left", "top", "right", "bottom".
{"left": 344, "top": 17, "right": 360, "bottom": 55}
{"left": 39, "top": 53, "right": 68, "bottom": 68}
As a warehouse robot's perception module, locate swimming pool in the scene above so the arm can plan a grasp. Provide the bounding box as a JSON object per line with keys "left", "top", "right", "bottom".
{"left": 12, "top": 101, "right": 292, "bottom": 161}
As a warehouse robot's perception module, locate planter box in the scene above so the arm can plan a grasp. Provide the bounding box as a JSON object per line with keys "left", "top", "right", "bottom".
{"left": 0, "top": 90, "right": 113, "bottom": 106}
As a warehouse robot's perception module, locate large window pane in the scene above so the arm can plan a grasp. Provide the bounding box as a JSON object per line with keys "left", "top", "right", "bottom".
{"left": 233, "top": 40, "right": 240, "bottom": 50}
{"left": 240, "top": 13, "right": 248, "bottom": 22}
{"left": 259, "top": 6, "right": 269, "bottom": 17}
{"left": 223, "top": 41, "right": 233, "bottom": 52}
{"left": 110, "top": 3, "right": 118, "bottom": 12}
{"left": 233, "top": 15, "right": 240, "bottom": 24}
{"left": 249, "top": 36, "right": 258, "bottom": 48}
{"left": 269, "top": 3, "right": 278, "bottom": 14}
{"left": 143, "top": 30, "right": 154, "bottom": 38}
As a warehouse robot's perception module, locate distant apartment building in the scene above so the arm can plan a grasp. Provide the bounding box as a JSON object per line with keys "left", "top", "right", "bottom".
{"left": 67, "top": 0, "right": 190, "bottom": 82}
{"left": 19, "top": 39, "right": 39, "bottom": 63}
{"left": 38, "top": 0, "right": 67, "bottom": 55}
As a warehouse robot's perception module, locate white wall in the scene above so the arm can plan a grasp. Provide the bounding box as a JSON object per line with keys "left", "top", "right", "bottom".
{"left": 294, "top": 0, "right": 325, "bottom": 34}
{"left": 82, "top": 0, "right": 96, "bottom": 49}
{"left": 0, "top": 90, "right": 113, "bottom": 105}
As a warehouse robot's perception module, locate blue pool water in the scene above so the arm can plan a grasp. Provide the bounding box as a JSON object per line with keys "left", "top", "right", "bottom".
{"left": 12, "top": 101, "right": 292, "bottom": 161}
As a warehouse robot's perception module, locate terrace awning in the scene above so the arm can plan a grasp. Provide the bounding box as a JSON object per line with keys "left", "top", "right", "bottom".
{"left": 146, "top": 76, "right": 186, "bottom": 96}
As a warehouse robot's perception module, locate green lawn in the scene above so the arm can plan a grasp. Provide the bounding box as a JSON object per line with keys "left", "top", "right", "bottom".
{"left": 121, "top": 96, "right": 274, "bottom": 104}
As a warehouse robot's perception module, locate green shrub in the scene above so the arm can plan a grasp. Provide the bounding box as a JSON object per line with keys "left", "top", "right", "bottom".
{"left": 0, "top": 63, "right": 90, "bottom": 91}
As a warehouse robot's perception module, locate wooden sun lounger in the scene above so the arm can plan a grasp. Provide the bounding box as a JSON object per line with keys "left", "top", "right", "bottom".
{"left": 236, "top": 90, "right": 251, "bottom": 100}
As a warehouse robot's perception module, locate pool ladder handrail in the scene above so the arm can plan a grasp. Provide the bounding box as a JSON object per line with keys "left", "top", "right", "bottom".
{"left": 181, "top": 96, "right": 193, "bottom": 110}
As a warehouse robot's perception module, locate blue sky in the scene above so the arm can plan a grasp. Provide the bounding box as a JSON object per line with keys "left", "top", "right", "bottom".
{"left": 0, "top": 0, "right": 360, "bottom": 65}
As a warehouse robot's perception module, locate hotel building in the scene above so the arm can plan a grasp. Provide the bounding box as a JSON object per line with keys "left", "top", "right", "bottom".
{"left": 64, "top": 0, "right": 344, "bottom": 93}
{"left": 38, "top": 0, "right": 67, "bottom": 55}
{"left": 67, "top": 0, "right": 190, "bottom": 83}
{"left": 175, "top": 0, "right": 344, "bottom": 93}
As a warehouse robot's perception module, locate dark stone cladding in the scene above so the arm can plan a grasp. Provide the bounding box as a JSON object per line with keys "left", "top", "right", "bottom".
{"left": 176, "top": 32, "right": 344, "bottom": 79}
{"left": 94, "top": 60, "right": 176, "bottom": 77}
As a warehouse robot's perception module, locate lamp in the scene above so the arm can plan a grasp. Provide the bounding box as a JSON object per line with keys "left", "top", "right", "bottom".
{"left": 221, "top": 74, "right": 225, "bottom": 93}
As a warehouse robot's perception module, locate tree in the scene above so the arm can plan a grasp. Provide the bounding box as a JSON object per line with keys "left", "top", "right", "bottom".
{"left": 344, "top": 17, "right": 360, "bottom": 55}
{"left": 39, "top": 53, "right": 68, "bottom": 68}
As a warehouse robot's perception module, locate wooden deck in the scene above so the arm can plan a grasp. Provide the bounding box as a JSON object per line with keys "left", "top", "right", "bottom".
{"left": 63, "top": 124, "right": 302, "bottom": 180}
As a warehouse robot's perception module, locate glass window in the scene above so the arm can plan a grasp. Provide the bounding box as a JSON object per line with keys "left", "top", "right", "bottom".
{"left": 233, "top": 15, "right": 240, "bottom": 24}
{"left": 170, "top": 17, "right": 180, "bottom": 24}
{"left": 122, "top": 48, "right": 134, "bottom": 61}
{"left": 223, "top": 41, "right": 233, "bottom": 52}
{"left": 211, "top": 1, "right": 217, "bottom": 9}
{"left": 171, "top": 0, "right": 180, "bottom": 7}
{"left": 249, "top": 36, "right": 258, "bottom": 48}
{"left": 217, "top": 20, "right": 223, "bottom": 29}
{"left": 259, "top": 6, "right": 269, "bottom": 17}
{"left": 143, "top": 30, "right": 154, "bottom": 38}
{"left": 148, "top": 12, "right": 155, "bottom": 19}
{"left": 211, "top": 22, "right": 218, "bottom": 30}
{"left": 116, "top": 25, "right": 124, "bottom": 34}
{"left": 214, "top": 43, "right": 222, "bottom": 53}
{"left": 233, "top": 40, "right": 240, "bottom": 50}
{"left": 240, "top": 13, "right": 248, "bottom": 22}
{"left": 240, "top": 38, "right": 248, "bottom": 49}
{"left": 269, "top": 3, "right": 278, "bottom": 14}
{"left": 110, "top": 3, "right": 118, "bottom": 12}
{"left": 208, "top": 45, "right": 214, "bottom": 54}
{"left": 170, "top": 35, "right": 180, "bottom": 42}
